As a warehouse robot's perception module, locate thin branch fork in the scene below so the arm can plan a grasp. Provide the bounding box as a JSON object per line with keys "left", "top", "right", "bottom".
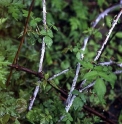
{"left": 6, "top": 0, "right": 35, "bottom": 86}
{"left": 8, "top": 64, "right": 44, "bottom": 79}
{"left": 8, "top": 64, "right": 67, "bottom": 97}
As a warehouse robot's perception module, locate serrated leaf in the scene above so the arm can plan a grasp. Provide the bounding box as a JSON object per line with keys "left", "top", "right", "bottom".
{"left": 83, "top": 71, "right": 98, "bottom": 80}
{"left": 44, "top": 36, "right": 53, "bottom": 48}
{"left": 94, "top": 31, "right": 102, "bottom": 39}
{"left": 73, "top": 47, "right": 79, "bottom": 52}
{"left": 102, "top": 66, "right": 108, "bottom": 72}
{"left": 40, "top": 29, "right": 47, "bottom": 36}
{"left": 35, "top": 17, "right": 41, "bottom": 22}
{"left": 94, "top": 66, "right": 103, "bottom": 71}
{"left": 16, "top": 98, "right": 27, "bottom": 113}
{"left": 72, "top": 89, "right": 79, "bottom": 95}
{"left": 30, "top": 19, "right": 37, "bottom": 27}
{"left": 67, "top": 113, "right": 73, "bottom": 121}
{"left": 94, "top": 78, "right": 106, "bottom": 103}
{"left": 66, "top": 120, "right": 71, "bottom": 124}
{"left": 79, "top": 94, "right": 86, "bottom": 103}
{"left": 98, "top": 72, "right": 110, "bottom": 82}
{"left": 62, "top": 116, "right": 68, "bottom": 122}
{"left": 44, "top": 73, "right": 49, "bottom": 80}
{"left": 80, "top": 61, "right": 93, "bottom": 69}
{"left": 52, "top": 25, "right": 58, "bottom": 31}
{"left": 73, "top": 97, "right": 84, "bottom": 110}
{"left": 47, "top": 29, "right": 53, "bottom": 38}
{"left": 42, "top": 80, "right": 47, "bottom": 90}
{"left": 108, "top": 73, "right": 117, "bottom": 89}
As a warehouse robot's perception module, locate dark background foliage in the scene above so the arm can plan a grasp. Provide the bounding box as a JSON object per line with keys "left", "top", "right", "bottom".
{"left": 0, "top": 0, "right": 122, "bottom": 123}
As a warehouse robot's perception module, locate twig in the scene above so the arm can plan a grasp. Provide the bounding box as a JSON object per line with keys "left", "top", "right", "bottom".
{"left": 81, "top": 4, "right": 122, "bottom": 61}
{"left": 8, "top": 64, "right": 44, "bottom": 79}
{"left": 83, "top": 105, "right": 116, "bottom": 124}
{"left": 114, "top": 70, "right": 122, "bottom": 74}
{"left": 62, "top": 5, "right": 122, "bottom": 121}
{"left": 94, "top": 9, "right": 122, "bottom": 61}
{"left": 6, "top": 0, "right": 35, "bottom": 86}
{"left": 57, "top": 82, "right": 95, "bottom": 122}
{"left": 48, "top": 68, "right": 69, "bottom": 81}
{"left": 66, "top": 63, "right": 81, "bottom": 105}
{"left": 28, "top": 0, "right": 46, "bottom": 110}
{"left": 38, "top": 0, "right": 47, "bottom": 72}
{"left": 65, "top": 82, "right": 95, "bottom": 113}
{"left": 99, "top": 60, "right": 122, "bottom": 67}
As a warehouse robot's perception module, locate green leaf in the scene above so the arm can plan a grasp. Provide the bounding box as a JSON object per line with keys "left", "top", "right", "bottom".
{"left": 1, "top": 114, "right": 10, "bottom": 124}
{"left": 52, "top": 25, "right": 58, "bottom": 31}
{"left": 35, "top": 17, "right": 41, "bottom": 22}
{"left": 73, "top": 97, "right": 84, "bottom": 110}
{"left": 40, "top": 29, "right": 47, "bottom": 36}
{"left": 61, "top": 60, "right": 70, "bottom": 69}
{"left": 42, "top": 80, "right": 47, "bottom": 90}
{"left": 62, "top": 116, "right": 68, "bottom": 122}
{"left": 108, "top": 73, "right": 117, "bottom": 89}
{"left": 44, "top": 36, "right": 53, "bottom": 48}
{"left": 116, "top": 32, "right": 122, "bottom": 38}
{"left": 83, "top": 71, "right": 98, "bottom": 80}
{"left": 79, "top": 94, "right": 86, "bottom": 103}
{"left": 97, "top": 0, "right": 105, "bottom": 7}
{"left": 13, "top": 119, "right": 20, "bottom": 124}
{"left": 94, "top": 66, "right": 103, "bottom": 71}
{"left": 98, "top": 72, "right": 110, "bottom": 82}
{"left": 67, "top": 113, "right": 73, "bottom": 121}
{"left": 76, "top": 52, "right": 81, "bottom": 60}
{"left": 0, "top": 18, "right": 7, "bottom": 25}
{"left": 16, "top": 98, "right": 27, "bottom": 113}
{"left": 73, "top": 47, "right": 79, "bottom": 52}
{"left": 69, "top": 17, "right": 81, "bottom": 31}
{"left": 94, "top": 31, "right": 102, "bottom": 39}
{"left": 102, "top": 66, "right": 108, "bottom": 72}
{"left": 44, "top": 73, "right": 49, "bottom": 80}
{"left": 80, "top": 61, "right": 93, "bottom": 69}
{"left": 47, "top": 29, "right": 53, "bottom": 38}
{"left": 72, "top": 89, "right": 79, "bottom": 95}
{"left": 30, "top": 19, "right": 37, "bottom": 27}
{"left": 94, "top": 78, "right": 106, "bottom": 103}
{"left": 66, "top": 120, "right": 71, "bottom": 124}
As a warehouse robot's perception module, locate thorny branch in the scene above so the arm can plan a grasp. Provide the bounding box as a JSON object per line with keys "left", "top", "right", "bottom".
{"left": 94, "top": 9, "right": 122, "bottom": 61}
{"left": 28, "top": 0, "right": 46, "bottom": 110}
{"left": 5, "top": 1, "right": 122, "bottom": 122}
{"left": 60, "top": 4, "right": 122, "bottom": 121}
{"left": 81, "top": 3, "right": 122, "bottom": 61}
{"left": 6, "top": 0, "right": 35, "bottom": 86}
{"left": 99, "top": 60, "right": 122, "bottom": 67}
{"left": 66, "top": 63, "right": 80, "bottom": 105}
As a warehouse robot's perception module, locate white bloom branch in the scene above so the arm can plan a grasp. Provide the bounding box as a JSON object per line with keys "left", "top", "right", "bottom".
{"left": 114, "top": 70, "right": 122, "bottom": 74}
{"left": 94, "top": 9, "right": 122, "bottom": 61}
{"left": 28, "top": 0, "right": 46, "bottom": 110}
{"left": 99, "top": 60, "right": 122, "bottom": 67}
{"left": 65, "top": 81, "right": 95, "bottom": 113}
{"left": 48, "top": 68, "right": 69, "bottom": 81}
{"left": 61, "top": 5, "right": 122, "bottom": 121}
{"left": 82, "top": 4, "right": 122, "bottom": 59}
{"left": 66, "top": 63, "right": 81, "bottom": 105}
